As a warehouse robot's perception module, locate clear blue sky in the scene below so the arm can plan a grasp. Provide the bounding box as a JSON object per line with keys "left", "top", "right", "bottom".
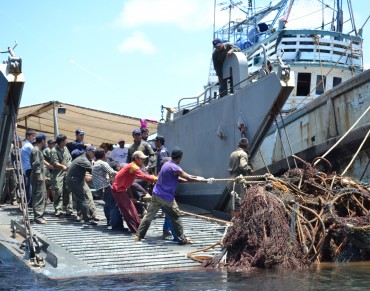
{"left": 1, "top": 0, "right": 369, "bottom": 122}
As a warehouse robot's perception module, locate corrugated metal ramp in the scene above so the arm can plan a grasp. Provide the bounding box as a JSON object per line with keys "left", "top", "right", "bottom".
{"left": 1, "top": 201, "right": 228, "bottom": 278}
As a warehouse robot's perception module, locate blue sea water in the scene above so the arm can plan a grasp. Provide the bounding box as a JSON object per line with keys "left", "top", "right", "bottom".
{"left": 1, "top": 248, "right": 370, "bottom": 291}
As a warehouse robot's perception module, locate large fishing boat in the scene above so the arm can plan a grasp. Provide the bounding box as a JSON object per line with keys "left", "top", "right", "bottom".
{"left": 158, "top": 0, "right": 369, "bottom": 213}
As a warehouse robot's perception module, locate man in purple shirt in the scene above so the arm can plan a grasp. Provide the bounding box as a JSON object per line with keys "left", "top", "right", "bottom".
{"left": 134, "top": 147, "right": 207, "bottom": 245}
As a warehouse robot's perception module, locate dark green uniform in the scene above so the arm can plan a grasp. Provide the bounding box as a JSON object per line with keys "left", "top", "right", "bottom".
{"left": 1, "top": 144, "right": 17, "bottom": 205}
{"left": 30, "top": 146, "right": 47, "bottom": 222}
{"left": 50, "top": 145, "right": 73, "bottom": 215}
{"left": 43, "top": 147, "right": 53, "bottom": 192}
{"left": 126, "top": 140, "right": 155, "bottom": 168}
{"left": 66, "top": 154, "right": 97, "bottom": 222}
{"left": 227, "top": 147, "right": 252, "bottom": 211}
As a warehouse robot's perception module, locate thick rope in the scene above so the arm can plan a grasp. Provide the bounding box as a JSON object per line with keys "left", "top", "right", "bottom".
{"left": 341, "top": 128, "right": 370, "bottom": 176}
{"left": 314, "top": 104, "right": 370, "bottom": 166}
{"left": 180, "top": 210, "right": 231, "bottom": 225}
{"left": 211, "top": 174, "right": 268, "bottom": 182}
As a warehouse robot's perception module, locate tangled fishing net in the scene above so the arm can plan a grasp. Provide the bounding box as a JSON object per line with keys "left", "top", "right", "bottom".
{"left": 204, "top": 157, "right": 370, "bottom": 270}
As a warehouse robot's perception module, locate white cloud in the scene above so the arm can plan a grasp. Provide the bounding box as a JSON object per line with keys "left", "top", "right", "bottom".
{"left": 116, "top": 0, "right": 214, "bottom": 30}
{"left": 117, "top": 31, "right": 157, "bottom": 54}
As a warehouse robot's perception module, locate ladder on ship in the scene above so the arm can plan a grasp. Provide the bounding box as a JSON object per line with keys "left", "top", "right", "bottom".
{"left": 11, "top": 122, "right": 45, "bottom": 266}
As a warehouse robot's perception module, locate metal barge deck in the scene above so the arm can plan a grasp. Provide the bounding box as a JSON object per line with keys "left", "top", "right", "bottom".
{"left": 0, "top": 202, "right": 227, "bottom": 279}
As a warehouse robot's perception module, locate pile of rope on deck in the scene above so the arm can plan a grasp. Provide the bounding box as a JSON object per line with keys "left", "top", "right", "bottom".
{"left": 204, "top": 156, "right": 370, "bottom": 271}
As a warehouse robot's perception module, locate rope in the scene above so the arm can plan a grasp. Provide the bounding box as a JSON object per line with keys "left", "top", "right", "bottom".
{"left": 341, "top": 129, "right": 370, "bottom": 176}
{"left": 180, "top": 210, "right": 231, "bottom": 225}
{"left": 314, "top": 104, "right": 370, "bottom": 166}
{"left": 275, "top": 117, "right": 291, "bottom": 170}
{"left": 258, "top": 149, "right": 271, "bottom": 174}
{"left": 187, "top": 242, "right": 221, "bottom": 263}
{"left": 186, "top": 221, "right": 231, "bottom": 264}
{"left": 315, "top": 35, "right": 326, "bottom": 95}
{"left": 211, "top": 174, "right": 268, "bottom": 182}
{"left": 279, "top": 111, "right": 298, "bottom": 168}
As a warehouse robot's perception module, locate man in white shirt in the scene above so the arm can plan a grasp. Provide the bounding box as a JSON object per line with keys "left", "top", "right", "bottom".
{"left": 21, "top": 129, "right": 37, "bottom": 206}
{"left": 109, "top": 138, "right": 128, "bottom": 169}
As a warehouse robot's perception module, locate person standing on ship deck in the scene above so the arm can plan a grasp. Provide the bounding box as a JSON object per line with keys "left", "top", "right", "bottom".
{"left": 140, "top": 128, "right": 149, "bottom": 141}
{"left": 50, "top": 134, "right": 74, "bottom": 217}
{"left": 126, "top": 129, "right": 155, "bottom": 170}
{"left": 66, "top": 146, "right": 99, "bottom": 225}
{"left": 21, "top": 129, "right": 37, "bottom": 207}
{"left": 134, "top": 147, "right": 209, "bottom": 245}
{"left": 153, "top": 135, "right": 176, "bottom": 240}
{"left": 92, "top": 147, "right": 124, "bottom": 230}
{"left": 126, "top": 129, "right": 156, "bottom": 215}
{"left": 43, "top": 139, "right": 56, "bottom": 203}
{"left": 109, "top": 138, "right": 128, "bottom": 170}
{"left": 30, "top": 134, "right": 51, "bottom": 224}
{"left": 227, "top": 138, "right": 253, "bottom": 216}
{"left": 66, "top": 129, "right": 92, "bottom": 159}
{"left": 111, "top": 151, "right": 157, "bottom": 233}
{"left": 212, "top": 38, "right": 240, "bottom": 97}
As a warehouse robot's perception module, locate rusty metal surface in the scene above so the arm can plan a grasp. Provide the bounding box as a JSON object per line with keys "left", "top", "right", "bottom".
{"left": 253, "top": 69, "right": 370, "bottom": 177}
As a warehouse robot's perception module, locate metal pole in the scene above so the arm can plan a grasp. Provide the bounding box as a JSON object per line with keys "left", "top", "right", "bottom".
{"left": 53, "top": 101, "right": 59, "bottom": 138}
{"left": 228, "top": 4, "right": 231, "bottom": 41}
{"left": 213, "top": 0, "right": 216, "bottom": 39}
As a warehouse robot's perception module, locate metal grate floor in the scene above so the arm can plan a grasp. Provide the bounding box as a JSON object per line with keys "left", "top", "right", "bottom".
{"left": 22, "top": 200, "right": 228, "bottom": 277}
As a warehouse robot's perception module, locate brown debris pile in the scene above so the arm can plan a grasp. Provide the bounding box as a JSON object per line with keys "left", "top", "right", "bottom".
{"left": 205, "top": 158, "right": 370, "bottom": 270}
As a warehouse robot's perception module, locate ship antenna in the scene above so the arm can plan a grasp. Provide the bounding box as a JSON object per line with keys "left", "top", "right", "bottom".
{"left": 0, "top": 41, "right": 18, "bottom": 57}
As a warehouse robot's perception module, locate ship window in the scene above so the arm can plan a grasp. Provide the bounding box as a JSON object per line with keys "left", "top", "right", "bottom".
{"left": 333, "top": 77, "right": 342, "bottom": 87}
{"left": 297, "top": 73, "right": 311, "bottom": 96}
{"left": 315, "top": 75, "right": 326, "bottom": 95}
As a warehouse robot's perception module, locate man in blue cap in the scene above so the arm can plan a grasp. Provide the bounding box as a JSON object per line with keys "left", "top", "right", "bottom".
{"left": 66, "top": 129, "right": 92, "bottom": 159}
{"left": 126, "top": 129, "right": 155, "bottom": 170}
{"left": 30, "top": 133, "right": 52, "bottom": 224}
{"left": 212, "top": 38, "right": 240, "bottom": 97}
{"left": 66, "top": 145, "right": 99, "bottom": 225}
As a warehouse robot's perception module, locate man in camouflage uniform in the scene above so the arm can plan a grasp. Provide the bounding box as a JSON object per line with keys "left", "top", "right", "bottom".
{"left": 1, "top": 143, "right": 18, "bottom": 206}
{"left": 43, "top": 139, "right": 56, "bottom": 203}
{"left": 50, "top": 134, "right": 73, "bottom": 216}
{"left": 66, "top": 146, "right": 98, "bottom": 225}
{"left": 30, "top": 134, "right": 50, "bottom": 224}
{"left": 126, "top": 129, "right": 155, "bottom": 169}
{"left": 227, "top": 138, "right": 253, "bottom": 215}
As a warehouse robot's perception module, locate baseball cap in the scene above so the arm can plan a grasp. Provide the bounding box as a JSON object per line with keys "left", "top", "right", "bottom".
{"left": 155, "top": 135, "right": 165, "bottom": 144}
{"left": 212, "top": 38, "right": 222, "bottom": 48}
{"left": 132, "top": 151, "right": 148, "bottom": 159}
{"left": 118, "top": 138, "right": 125, "bottom": 143}
{"left": 26, "top": 129, "right": 37, "bottom": 136}
{"left": 132, "top": 129, "right": 142, "bottom": 136}
{"left": 75, "top": 129, "right": 84, "bottom": 136}
{"left": 86, "top": 145, "right": 96, "bottom": 151}
{"left": 35, "top": 133, "right": 47, "bottom": 143}
{"left": 171, "top": 147, "right": 183, "bottom": 159}
{"left": 239, "top": 138, "right": 249, "bottom": 147}
{"left": 71, "top": 149, "right": 85, "bottom": 159}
